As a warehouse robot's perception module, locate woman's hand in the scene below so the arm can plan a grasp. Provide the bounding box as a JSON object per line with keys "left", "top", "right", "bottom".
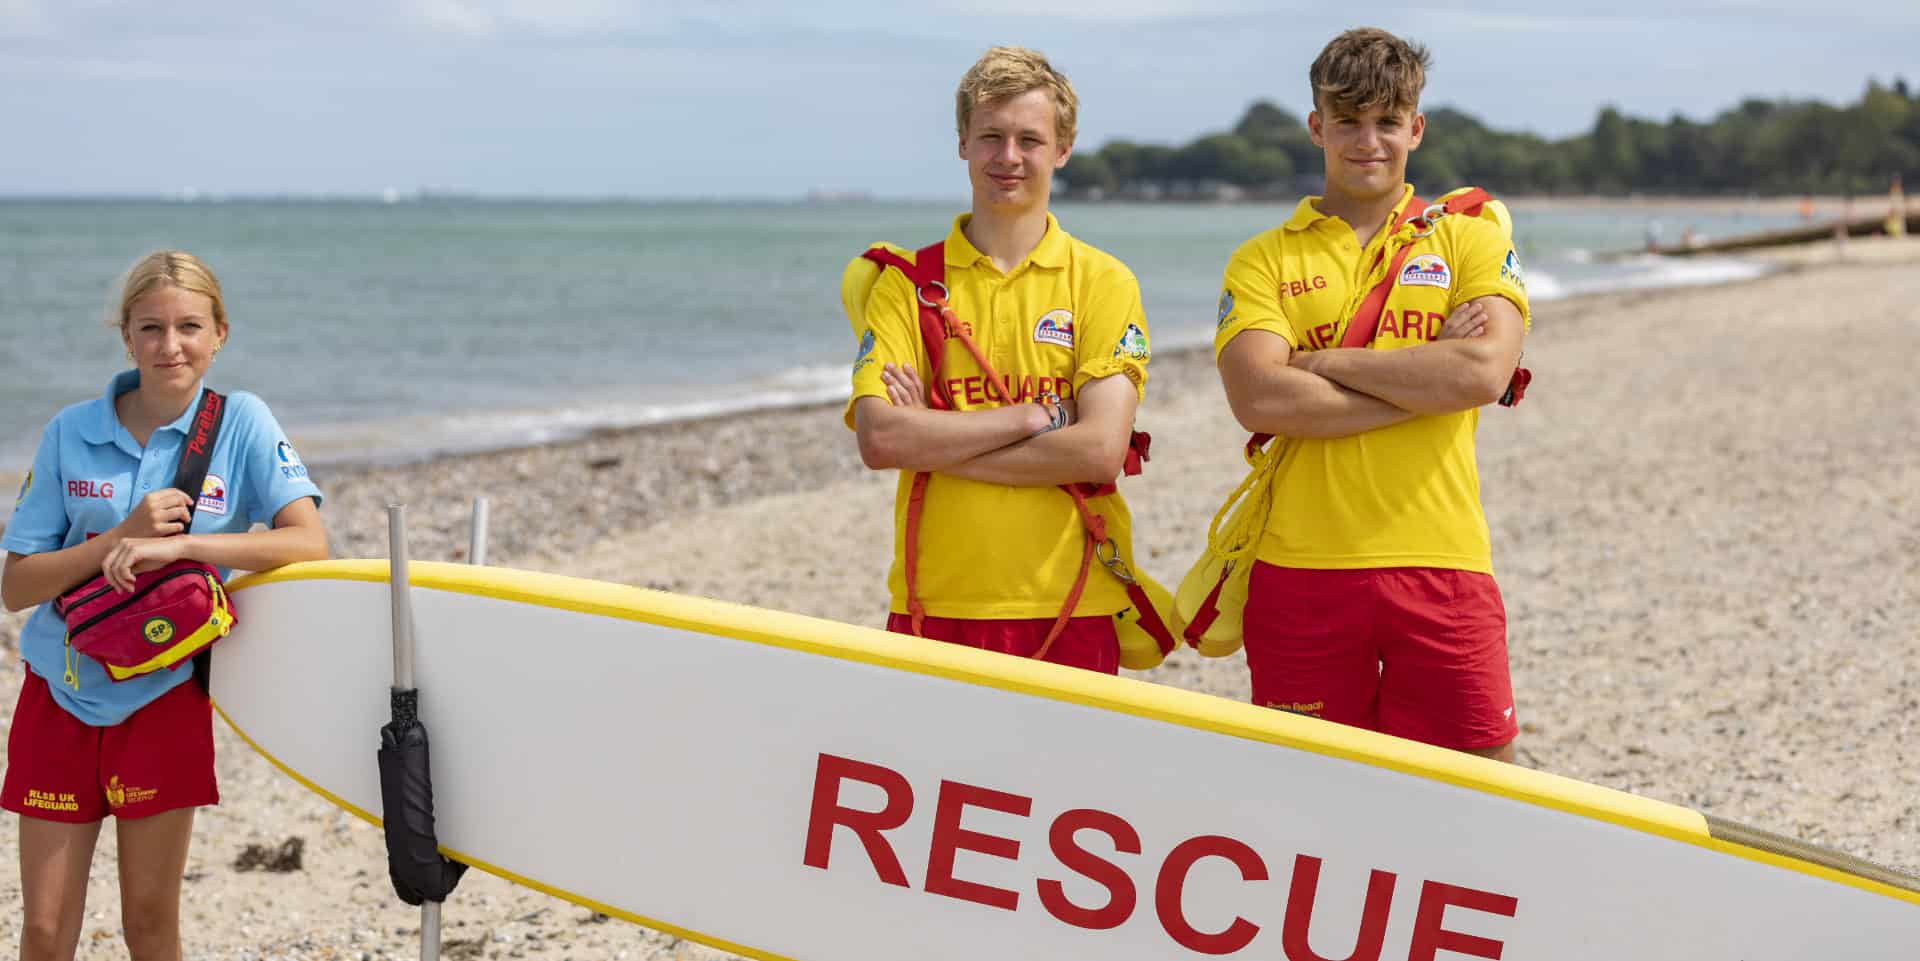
{"left": 100, "top": 536, "right": 189, "bottom": 593}
{"left": 115, "top": 489, "right": 194, "bottom": 541}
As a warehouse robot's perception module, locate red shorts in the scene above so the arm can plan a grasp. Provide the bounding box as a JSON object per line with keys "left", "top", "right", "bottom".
{"left": 1243, "top": 564, "right": 1518, "bottom": 750}
{"left": 2, "top": 671, "right": 219, "bottom": 822}
{"left": 886, "top": 614, "right": 1120, "bottom": 675}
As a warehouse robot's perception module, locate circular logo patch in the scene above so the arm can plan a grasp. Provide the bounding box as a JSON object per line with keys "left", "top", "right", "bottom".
{"left": 143, "top": 617, "right": 175, "bottom": 645}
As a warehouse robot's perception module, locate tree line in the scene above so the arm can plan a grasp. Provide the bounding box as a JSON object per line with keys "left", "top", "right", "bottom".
{"left": 1060, "top": 78, "right": 1920, "bottom": 198}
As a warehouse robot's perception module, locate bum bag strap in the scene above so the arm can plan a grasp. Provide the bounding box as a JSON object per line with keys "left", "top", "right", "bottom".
{"left": 172, "top": 389, "right": 228, "bottom": 524}
{"left": 173, "top": 387, "right": 227, "bottom": 693}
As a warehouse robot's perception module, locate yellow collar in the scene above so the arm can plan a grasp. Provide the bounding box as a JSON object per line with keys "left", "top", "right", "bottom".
{"left": 944, "top": 213, "right": 1070, "bottom": 270}
{"left": 1284, "top": 185, "right": 1417, "bottom": 233}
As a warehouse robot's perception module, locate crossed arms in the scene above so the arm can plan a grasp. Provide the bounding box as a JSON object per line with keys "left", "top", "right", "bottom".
{"left": 853, "top": 366, "right": 1140, "bottom": 488}
{"left": 1217, "top": 295, "right": 1525, "bottom": 439}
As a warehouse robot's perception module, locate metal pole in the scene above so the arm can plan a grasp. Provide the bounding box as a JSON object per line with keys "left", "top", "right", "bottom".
{"left": 385, "top": 505, "right": 441, "bottom": 961}
{"left": 422, "top": 903, "right": 441, "bottom": 960}
{"left": 387, "top": 505, "right": 416, "bottom": 693}
{"left": 412, "top": 500, "right": 490, "bottom": 960}
{"left": 468, "top": 497, "right": 489, "bottom": 567}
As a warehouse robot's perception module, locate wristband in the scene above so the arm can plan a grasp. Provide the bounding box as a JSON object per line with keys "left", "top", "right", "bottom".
{"left": 1033, "top": 391, "right": 1070, "bottom": 435}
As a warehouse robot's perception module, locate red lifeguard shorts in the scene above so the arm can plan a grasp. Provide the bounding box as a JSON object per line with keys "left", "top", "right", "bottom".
{"left": 886, "top": 614, "right": 1120, "bottom": 675}
{"left": 1242, "top": 564, "right": 1519, "bottom": 750}
{"left": 2, "top": 670, "right": 219, "bottom": 822}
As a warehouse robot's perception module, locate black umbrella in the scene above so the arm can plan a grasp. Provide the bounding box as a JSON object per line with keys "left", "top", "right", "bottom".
{"left": 379, "top": 686, "right": 467, "bottom": 905}
{"left": 381, "top": 504, "right": 468, "bottom": 960}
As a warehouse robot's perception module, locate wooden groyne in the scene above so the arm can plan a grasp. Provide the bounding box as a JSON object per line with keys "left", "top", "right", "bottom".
{"left": 1649, "top": 211, "right": 1918, "bottom": 257}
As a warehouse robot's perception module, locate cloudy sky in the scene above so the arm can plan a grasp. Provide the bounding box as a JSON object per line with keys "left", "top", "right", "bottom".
{"left": 1, "top": 1, "right": 1911, "bottom": 198}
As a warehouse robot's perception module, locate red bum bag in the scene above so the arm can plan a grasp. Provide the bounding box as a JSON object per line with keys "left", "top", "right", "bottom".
{"left": 53, "top": 561, "right": 235, "bottom": 684}
{"left": 49, "top": 388, "right": 235, "bottom": 688}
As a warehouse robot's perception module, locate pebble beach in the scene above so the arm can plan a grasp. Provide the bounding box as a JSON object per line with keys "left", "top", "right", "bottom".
{"left": 1, "top": 237, "right": 1916, "bottom": 958}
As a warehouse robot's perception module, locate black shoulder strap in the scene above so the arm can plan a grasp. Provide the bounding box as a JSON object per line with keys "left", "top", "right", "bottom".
{"left": 172, "top": 389, "right": 227, "bottom": 522}
{"left": 174, "top": 389, "right": 228, "bottom": 696}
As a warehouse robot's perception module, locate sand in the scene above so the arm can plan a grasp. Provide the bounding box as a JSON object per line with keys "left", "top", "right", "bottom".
{"left": 2, "top": 240, "right": 1916, "bottom": 958}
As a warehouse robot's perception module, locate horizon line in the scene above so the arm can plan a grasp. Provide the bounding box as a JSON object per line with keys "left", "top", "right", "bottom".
{"left": 0, "top": 190, "right": 976, "bottom": 205}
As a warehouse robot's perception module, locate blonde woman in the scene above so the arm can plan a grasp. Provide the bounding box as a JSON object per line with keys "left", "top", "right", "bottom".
{"left": 2, "top": 251, "right": 326, "bottom": 960}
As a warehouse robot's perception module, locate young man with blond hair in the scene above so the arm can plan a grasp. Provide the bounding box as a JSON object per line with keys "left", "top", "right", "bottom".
{"left": 1213, "top": 28, "right": 1530, "bottom": 759}
{"left": 844, "top": 46, "right": 1154, "bottom": 674}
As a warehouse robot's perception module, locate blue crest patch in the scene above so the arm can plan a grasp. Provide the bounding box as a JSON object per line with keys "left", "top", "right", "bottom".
{"left": 1217, "top": 290, "right": 1236, "bottom": 329}
{"left": 852, "top": 328, "right": 876, "bottom": 373}
{"left": 276, "top": 441, "right": 309, "bottom": 480}
{"left": 1113, "top": 323, "right": 1149, "bottom": 362}
{"left": 1500, "top": 249, "right": 1526, "bottom": 290}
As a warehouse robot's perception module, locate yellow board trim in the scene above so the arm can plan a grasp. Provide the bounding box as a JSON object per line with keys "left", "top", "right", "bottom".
{"left": 227, "top": 560, "right": 1920, "bottom": 914}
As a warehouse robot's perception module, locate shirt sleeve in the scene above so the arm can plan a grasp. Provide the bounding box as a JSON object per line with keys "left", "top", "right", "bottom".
{"left": 1213, "top": 233, "right": 1296, "bottom": 358}
{"left": 231, "top": 393, "right": 323, "bottom": 526}
{"left": 1449, "top": 215, "right": 1531, "bottom": 329}
{"left": 1071, "top": 263, "right": 1149, "bottom": 400}
{"left": 1, "top": 419, "right": 71, "bottom": 555}
{"left": 842, "top": 268, "right": 932, "bottom": 430}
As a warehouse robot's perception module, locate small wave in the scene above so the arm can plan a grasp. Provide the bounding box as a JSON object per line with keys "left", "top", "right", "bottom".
{"left": 1523, "top": 267, "right": 1572, "bottom": 302}
{"left": 1608, "top": 254, "right": 1771, "bottom": 290}
{"left": 1525, "top": 254, "right": 1772, "bottom": 303}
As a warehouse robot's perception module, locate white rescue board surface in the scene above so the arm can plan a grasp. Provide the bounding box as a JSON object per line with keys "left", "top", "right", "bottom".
{"left": 215, "top": 560, "right": 1920, "bottom": 961}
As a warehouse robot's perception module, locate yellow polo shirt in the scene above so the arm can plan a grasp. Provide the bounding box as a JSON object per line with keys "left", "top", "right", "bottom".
{"left": 846, "top": 214, "right": 1150, "bottom": 618}
{"left": 1213, "top": 186, "right": 1529, "bottom": 574}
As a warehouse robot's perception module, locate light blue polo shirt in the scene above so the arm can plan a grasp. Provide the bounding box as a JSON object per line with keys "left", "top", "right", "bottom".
{"left": 4, "top": 369, "right": 323, "bottom": 726}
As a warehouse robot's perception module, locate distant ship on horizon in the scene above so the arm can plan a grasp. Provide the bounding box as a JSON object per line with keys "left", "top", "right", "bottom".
{"left": 805, "top": 188, "right": 874, "bottom": 204}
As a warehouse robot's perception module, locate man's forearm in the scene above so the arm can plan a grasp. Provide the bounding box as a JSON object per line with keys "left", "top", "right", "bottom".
{"left": 1304, "top": 339, "right": 1516, "bottom": 415}
{"left": 1226, "top": 363, "right": 1416, "bottom": 439}
{"left": 940, "top": 373, "right": 1143, "bottom": 486}
{"left": 937, "top": 420, "right": 1125, "bottom": 487}
{"left": 855, "top": 399, "right": 1047, "bottom": 472}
